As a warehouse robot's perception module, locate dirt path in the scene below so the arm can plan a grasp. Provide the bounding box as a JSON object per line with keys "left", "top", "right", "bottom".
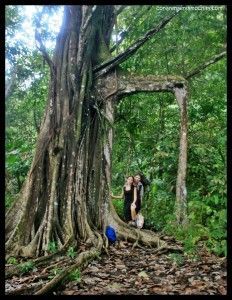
{"left": 58, "top": 240, "right": 226, "bottom": 295}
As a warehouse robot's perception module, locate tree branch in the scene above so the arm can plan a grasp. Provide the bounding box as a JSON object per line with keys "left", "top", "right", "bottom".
{"left": 34, "top": 10, "right": 55, "bottom": 73}
{"left": 33, "top": 102, "right": 40, "bottom": 133}
{"left": 185, "top": 50, "right": 226, "bottom": 80}
{"left": 117, "top": 74, "right": 187, "bottom": 99}
{"left": 35, "top": 30, "right": 55, "bottom": 72}
{"left": 94, "top": 11, "right": 180, "bottom": 78}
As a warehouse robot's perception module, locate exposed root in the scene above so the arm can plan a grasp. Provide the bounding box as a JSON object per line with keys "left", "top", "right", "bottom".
{"left": 34, "top": 231, "right": 103, "bottom": 295}
{"left": 5, "top": 255, "right": 68, "bottom": 280}
{"left": 6, "top": 237, "right": 74, "bottom": 279}
{"left": 40, "top": 257, "right": 71, "bottom": 274}
{"left": 132, "top": 229, "right": 140, "bottom": 250}
{"left": 6, "top": 282, "right": 44, "bottom": 295}
{"left": 102, "top": 233, "right": 109, "bottom": 255}
{"left": 131, "top": 229, "right": 151, "bottom": 250}
{"left": 117, "top": 223, "right": 167, "bottom": 250}
{"left": 6, "top": 265, "right": 21, "bottom": 280}
{"left": 6, "top": 204, "right": 184, "bottom": 296}
{"left": 108, "top": 202, "right": 169, "bottom": 250}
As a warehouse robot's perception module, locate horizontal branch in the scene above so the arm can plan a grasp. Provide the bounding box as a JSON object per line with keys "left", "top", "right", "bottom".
{"left": 94, "top": 11, "right": 180, "bottom": 78}
{"left": 185, "top": 50, "right": 226, "bottom": 80}
{"left": 117, "top": 74, "right": 187, "bottom": 98}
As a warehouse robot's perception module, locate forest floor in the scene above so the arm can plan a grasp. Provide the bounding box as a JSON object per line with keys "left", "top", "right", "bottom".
{"left": 6, "top": 235, "right": 226, "bottom": 295}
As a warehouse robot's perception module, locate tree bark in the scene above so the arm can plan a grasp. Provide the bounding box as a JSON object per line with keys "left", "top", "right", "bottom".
{"left": 117, "top": 74, "right": 187, "bottom": 96}
{"left": 6, "top": 5, "right": 118, "bottom": 257}
{"left": 174, "top": 87, "right": 188, "bottom": 225}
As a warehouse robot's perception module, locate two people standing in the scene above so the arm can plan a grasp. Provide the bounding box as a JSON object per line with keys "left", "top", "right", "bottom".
{"left": 111, "top": 174, "right": 144, "bottom": 226}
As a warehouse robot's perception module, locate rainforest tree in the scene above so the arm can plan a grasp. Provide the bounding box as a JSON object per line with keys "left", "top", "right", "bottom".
{"left": 6, "top": 5, "right": 226, "bottom": 276}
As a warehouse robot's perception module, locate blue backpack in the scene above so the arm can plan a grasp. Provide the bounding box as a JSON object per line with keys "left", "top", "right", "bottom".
{"left": 105, "top": 225, "right": 117, "bottom": 243}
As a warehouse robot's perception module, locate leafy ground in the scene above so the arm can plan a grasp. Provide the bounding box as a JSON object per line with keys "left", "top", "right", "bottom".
{"left": 60, "top": 240, "right": 226, "bottom": 295}
{"left": 6, "top": 235, "right": 226, "bottom": 295}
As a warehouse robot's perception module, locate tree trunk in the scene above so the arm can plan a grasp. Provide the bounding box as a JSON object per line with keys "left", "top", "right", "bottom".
{"left": 174, "top": 87, "right": 188, "bottom": 225}
{"left": 6, "top": 5, "right": 118, "bottom": 257}
{"left": 6, "top": 5, "right": 187, "bottom": 259}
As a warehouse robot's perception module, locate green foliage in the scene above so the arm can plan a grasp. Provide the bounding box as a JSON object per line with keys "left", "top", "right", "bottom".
{"left": 67, "top": 268, "right": 81, "bottom": 282}
{"left": 48, "top": 267, "right": 63, "bottom": 279}
{"left": 163, "top": 217, "right": 226, "bottom": 257}
{"left": 5, "top": 6, "right": 26, "bottom": 65}
{"left": 168, "top": 253, "right": 184, "bottom": 266}
{"left": 47, "top": 241, "right": 58, "bottom": 254}
{"left": 184, "top": 195, "right": 226, "bottom": 256}
{"left": 18, "top": 261, "right": 35, "bottom": 274}
{"left": 112, "top": 199, "right": 124, "bottom": 220}
{"left": 7, "top": 257, "right": 18, "bottom": 265}
{"left": 67, "top": 246, "right": 77, "bottom": 259}
{"left": 141, "top": 182, "right": 175, "bottom": 231}
{"left": 207, "top": 238, "right": 227, "bottom": 257}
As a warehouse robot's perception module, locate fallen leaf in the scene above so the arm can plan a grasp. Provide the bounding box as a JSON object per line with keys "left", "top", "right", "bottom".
{"left": 138, "top": 271, "right": 149, "bottom": 280}
{"left": 62, "top": 290, "right": 75, "bottom": 295}
{"left": 104, "top": 282, "right": 122, "bottom": 293}
{"left": 217, "top": 286, "right": 226, "bottom": 295}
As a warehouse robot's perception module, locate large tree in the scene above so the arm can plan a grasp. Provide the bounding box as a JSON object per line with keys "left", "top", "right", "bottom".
{"left": 5, "top": 5, "right": 226, "bottom": 291}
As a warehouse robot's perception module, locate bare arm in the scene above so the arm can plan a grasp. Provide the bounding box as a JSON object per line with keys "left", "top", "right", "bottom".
{"left": 111, "top": 194, "right": 123, "bottom": 199}
{"left": 131, "top": 186, "right": 137, "bottom": 220}
{"left": 132, "top": 186, "right": 137, "bottom": 205}
{"left": 111, "top": 188, "right": 124, "bottom": 200}
{"left": 140, "top": 184, "right": 144, "bottom": 204}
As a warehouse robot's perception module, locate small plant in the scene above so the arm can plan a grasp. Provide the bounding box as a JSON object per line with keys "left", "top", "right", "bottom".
{"left": 67, "top": 246, "right": 77, "bottom": 259}
{"left": 48, "top": 267, "right": 62, "bottom": 279}
{"left": 168, "top": 253, "right": 184, "bottom": 266}
{"left": 18, "top": 261, "right": 35, "bottom": 274}
{"left": 7, "top": 257, "right": 18, "bottom": 265}
{"left": 185, "top": 252, "right": 201, "bottom": 262}
{"left": 68, "top": 268, "right": 81, "bottom": 282}
{"left": 47, "top": 240, "right": 58, "bottom": 253}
